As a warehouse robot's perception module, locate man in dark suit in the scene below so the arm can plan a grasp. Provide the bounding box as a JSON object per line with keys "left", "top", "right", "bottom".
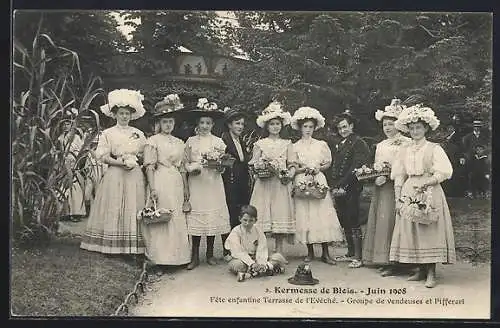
{"left": 329, "top": 112, "right": 370, "bottom": 268}
{"left": 220, "top": 108, "right": 252, "bottom": 261}
{"left": 460, "top": 120, "right": 490, "bottom": 197}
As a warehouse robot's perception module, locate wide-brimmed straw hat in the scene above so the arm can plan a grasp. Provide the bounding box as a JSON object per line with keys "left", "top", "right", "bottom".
{"left": 256, "top": 101, "right": 292, "bottom": 128}
{"left": 288, "top": 263, "right": 319, "bottom": 285}
{"left": 290, "top": 106, "right": 325, "bottom": 131}
{"left": 152, "top": 94, "right": 184, "bottom": 119}
{"left": 99, "top": 89, "right": 146, "bottom": 121}
{"left": 375, "top": 98, "right": 406, "bottom": 121}
{"left": 394, "top": 103, "right": 440, "bottom": 133}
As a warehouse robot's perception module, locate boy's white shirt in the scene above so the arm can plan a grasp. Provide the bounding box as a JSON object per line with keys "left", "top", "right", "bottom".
{"left": 224, "top": 224, "right": 269, "bottom": 266}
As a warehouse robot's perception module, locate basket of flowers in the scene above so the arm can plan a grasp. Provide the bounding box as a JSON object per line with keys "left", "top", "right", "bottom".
{"left": 353, "top": 162, "right": 391, "bottom": 181}
{"left": 251, "top": 158, "right": 275, "bottom": 179}
{"left": 398, "top": 185, "right": 438, "bottom": 225}
{"left": 137, "top": 199, "right": 174, "bottom": 225}
{"left": 201, "top": 147, "right": 226, "bottom": 169}
{"left": 292, "top": 171, "right": 329, "bottom": 199}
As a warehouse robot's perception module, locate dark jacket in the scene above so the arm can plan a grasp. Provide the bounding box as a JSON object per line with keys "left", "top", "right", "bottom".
{"left": 329, "top": 133, "right": 370, "bottom": 192}
{"left": 462, "top": 132, "right": 489, "bottom": 162}
{"left": 221, "top": 132, "right": 251, "bottom": 224}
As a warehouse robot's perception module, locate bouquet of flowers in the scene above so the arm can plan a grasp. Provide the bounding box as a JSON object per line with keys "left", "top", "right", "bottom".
{"left": 137, "top": 199, "right": 174, "bottom": 225}
{"left": 201, "top": 147, "right": 236, "bottom": 170}
{"left": 120, "top": 132, "right": 142, "bottom": 167}
{"left": 292, "top": 171, "right": 329, "bottom": 199}
{"left": 398, "top": 185, "right": 437, "bottom": 225}
{"left": 354, "top": 162, "right": 391, "bottom": 181}
{"left": 122, "top": 154, "right": 139, "bottom": 168}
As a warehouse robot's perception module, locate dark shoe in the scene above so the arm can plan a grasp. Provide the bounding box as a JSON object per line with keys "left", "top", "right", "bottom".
{"left": 186, "top": 259, "right": 199, "bottom": 270}
{"left": 207, "top": 257, "right": 218, "bottom": 265}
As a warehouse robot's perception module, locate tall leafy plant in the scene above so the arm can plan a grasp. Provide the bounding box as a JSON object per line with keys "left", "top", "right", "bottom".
{"left": 12, "top": 15, "right": 103, "bottom": 245}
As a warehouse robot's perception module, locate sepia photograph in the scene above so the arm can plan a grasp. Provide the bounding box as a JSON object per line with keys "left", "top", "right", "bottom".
{"left": 11, "top": 10, "right": 492, "bottom": 319}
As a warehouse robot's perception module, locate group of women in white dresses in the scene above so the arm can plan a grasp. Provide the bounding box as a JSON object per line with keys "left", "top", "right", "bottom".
{"left": 78, "top": 88, "right": 456, "bottom": 288}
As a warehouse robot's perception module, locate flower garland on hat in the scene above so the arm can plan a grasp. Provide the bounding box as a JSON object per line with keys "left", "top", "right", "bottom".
{"left": 197, "top": 97, "right": 218, "bottom": 111}
{"left": 100, "top": 89, "right": 146, "bottom": 121}
{"left": 256, "top": 101, "right": 292, "bottom": 128}
{"left": 394, "top": 103, "right": 440, "bottom": 133}
{"left": 154, "top": 94, "right": 184, "bottom": 115}
{"left": 375, "top": 98, "right": 406, "bottom": 121}
{"left": 290, "top": 106, "right": 325, "bottom": 130}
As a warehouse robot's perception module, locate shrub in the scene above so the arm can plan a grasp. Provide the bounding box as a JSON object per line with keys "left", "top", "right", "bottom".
{"left": 12, "top": 14, "right": 103, "bottom": 246}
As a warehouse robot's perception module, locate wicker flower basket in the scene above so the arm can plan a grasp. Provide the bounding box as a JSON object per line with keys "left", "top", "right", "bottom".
{"left": 355, "top": 167, "right": 391, "bottom": 181}
{"left": 254, "top": 166, "right": 274, "bottom": 179}
{"left": 137, "top": 199, "right": 173, "bottom": 225}
{"left": 292, "top": 185, "right": 328, "bottom": 199}
{"left": 202, "top": 159, "right": 220, "bottom": 169}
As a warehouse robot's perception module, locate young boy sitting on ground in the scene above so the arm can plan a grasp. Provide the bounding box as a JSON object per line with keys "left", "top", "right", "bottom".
{"left": 224, "top": 205, "right": 287, "bottom": 282}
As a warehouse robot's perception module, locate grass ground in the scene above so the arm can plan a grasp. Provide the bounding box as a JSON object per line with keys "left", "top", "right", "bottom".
{"left": 10, "top": 234, "right": 142, "bottom": 317}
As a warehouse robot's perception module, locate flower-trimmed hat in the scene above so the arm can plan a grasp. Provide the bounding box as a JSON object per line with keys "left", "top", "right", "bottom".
{"left": 290, "top": 106, "right": 325, "bottom": 131}
{"left": 99, "top": 89, "right": 146, "bottom": 121}
{"left": 375, "top": 98, "right": 406, "bottom": 121}
{"left": 152, "top": 94, "right": 184, "bottom": 118}
{"left": 394, "top": 103, "right": 440, "bottom": 133}
{"left": 256, "top": 101, "right": 292, "bottom": 128}
{"left": 186, "top": 98, "right": 224, "bottom": 120}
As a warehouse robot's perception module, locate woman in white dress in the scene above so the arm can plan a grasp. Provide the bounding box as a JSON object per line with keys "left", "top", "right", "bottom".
{"left": 289, "top": 107, "right": 344, "bottom": 265}
{"left": 142, "top": 94, "right": 191, "bottom": 271}
{"left": 80, "top": 89, "right": 147, "bottom": 255}
{"left": 362, "top": 99, "right": 411, "bottom": 275}
{"left": 58, "top": 108, "right": 86, "bottom": 221}
{"left": 249, "top": 101, "right": 295, "bottom": 260}
{"left": 390, "top": 104, "right": 456, "bottom": 288}
{"left": 184, "top": 99, "right": 231, "bottom": 270}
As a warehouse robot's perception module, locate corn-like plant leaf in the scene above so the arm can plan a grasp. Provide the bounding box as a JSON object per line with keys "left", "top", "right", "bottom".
{"left": 29, "top": 125, "right": 37, "bottom": 151}
{"left": 14, "top": 38, "right": 30, "bottom": 61}
{"left": 38, "top": 33, "right": 58, "bottom": 50}
{"left": 39, "top": 48, "right": 46, "bottom": 79}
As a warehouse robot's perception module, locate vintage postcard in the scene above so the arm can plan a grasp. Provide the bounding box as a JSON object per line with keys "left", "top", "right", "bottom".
{"left": 11, "top": 10, "right": 492, "bottom": 319}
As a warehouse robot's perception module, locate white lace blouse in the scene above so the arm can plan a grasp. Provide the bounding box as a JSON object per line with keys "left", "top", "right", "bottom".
{"left": 391, "top": 140, "right": 453, "bottom": 188}
{"left": 374, "top": 134, "right": 411, "bottom": 178}
{"left": 144, "top": 134, "right": 186, "bottom": 172}
{"left": 248, "top": 138, "right": 292, "bottom": 170}
{"left": 291, "top": 138, "right": 332, "bottom": 168}
{"left": 95, "top": 125, "right": 146, "bottom": 160}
